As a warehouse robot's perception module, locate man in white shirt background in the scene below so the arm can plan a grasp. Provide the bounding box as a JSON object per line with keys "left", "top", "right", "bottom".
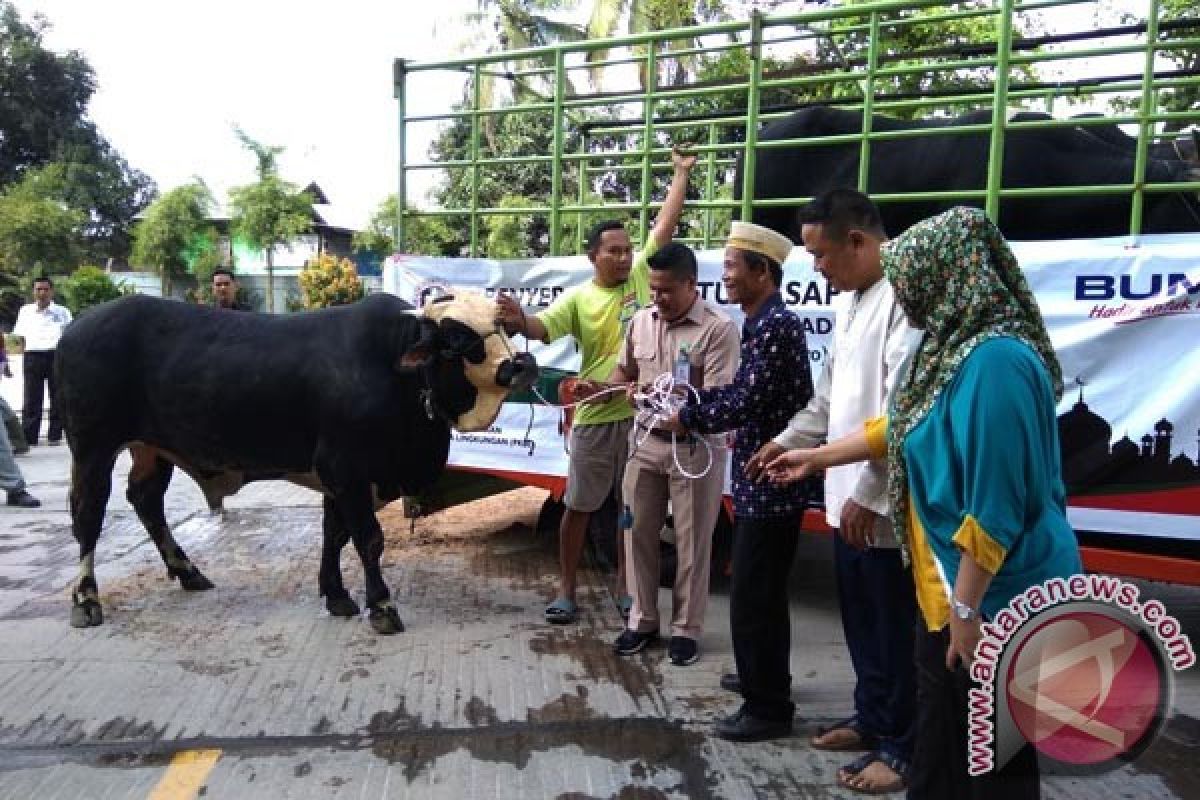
{"left": 747, "top": 190, "right": 918, "bottom": 795}
{"left": 13, "top": 277, "right": 73, "bottom": 447}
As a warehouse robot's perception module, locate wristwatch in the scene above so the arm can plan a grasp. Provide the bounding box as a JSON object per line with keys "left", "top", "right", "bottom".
{"left": 951, "top": 596, "right": 979, "bottom": 622}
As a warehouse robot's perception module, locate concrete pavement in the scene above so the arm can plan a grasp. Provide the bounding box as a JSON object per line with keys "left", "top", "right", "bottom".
{"left": 0, "top": 427, "right": 1197, "bottom": 797}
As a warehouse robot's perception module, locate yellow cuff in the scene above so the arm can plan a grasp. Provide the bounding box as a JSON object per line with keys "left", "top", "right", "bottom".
{"left": 952, "top": 514, "right": 1007, "bottom": 575}
{"left": 865, "top": 415, "right": 888, "bottom": 459}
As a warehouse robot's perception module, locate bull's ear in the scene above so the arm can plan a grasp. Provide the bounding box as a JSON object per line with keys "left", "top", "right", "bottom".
{"left": 395, "top": 318, "right": 438, "bottom": 372}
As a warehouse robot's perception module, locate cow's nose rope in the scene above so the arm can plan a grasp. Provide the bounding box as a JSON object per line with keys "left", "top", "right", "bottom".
{"left": 494, "top": 304, "right": 712, "bottom": 478}
{"left": 526, "top": 374, "right": 714, "bottom": 480}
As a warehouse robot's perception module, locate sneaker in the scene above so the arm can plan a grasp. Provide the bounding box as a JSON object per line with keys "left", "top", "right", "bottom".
{"left": 614, "top": 628, "right": 658, "bottom": 656}
{"left": 668, "top": 636, "right": 699, "bottom": 666}
{"left": 6, "top": 490, "right": 40, "bottom": 508}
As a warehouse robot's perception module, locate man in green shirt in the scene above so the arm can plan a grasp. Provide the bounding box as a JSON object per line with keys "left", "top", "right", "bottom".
{"left": 496, "top": 146, "right": 697, "bottom": 624}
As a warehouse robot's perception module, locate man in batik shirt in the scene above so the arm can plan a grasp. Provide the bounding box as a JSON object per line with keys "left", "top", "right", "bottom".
{"left": 663, "top": 221, "right": 814, "bottom": 742}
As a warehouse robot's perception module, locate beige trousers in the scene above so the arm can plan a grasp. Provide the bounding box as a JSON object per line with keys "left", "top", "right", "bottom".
{"left": 621, "top": 432, "right": 726, "bottom": 639}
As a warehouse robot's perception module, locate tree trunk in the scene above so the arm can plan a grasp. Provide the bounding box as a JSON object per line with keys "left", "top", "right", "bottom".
{"left": 160, "top": 267, "right": 170, "bottom": 300}
{"left": 266, "top": 247, "right": 275, "bottom": 313}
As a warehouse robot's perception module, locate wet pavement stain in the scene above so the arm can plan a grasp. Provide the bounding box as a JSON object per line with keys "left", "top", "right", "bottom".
{"left": 526, "top": 688, "right": 595, "bottom": 726}
{"left": 364, "top": 716, "right": 715, "bottom": 793}
{"left": 464, "top": 696, "right": 500, "bottom": 727}
{"left": 527, "top": 628, "right": 662, "bottom": 702}
{"left": 177, "top": 659, "right": 241, "bottom": 677}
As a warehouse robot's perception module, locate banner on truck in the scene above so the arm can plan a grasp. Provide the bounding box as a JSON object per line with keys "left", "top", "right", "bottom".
{"left": 384, "top": 233, "right": 1200, "bottom": 543}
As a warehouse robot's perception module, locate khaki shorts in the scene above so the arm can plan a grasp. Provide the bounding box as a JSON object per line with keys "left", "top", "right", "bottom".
{"left": 564, "top": 418, "right": 633, "bottom": 513}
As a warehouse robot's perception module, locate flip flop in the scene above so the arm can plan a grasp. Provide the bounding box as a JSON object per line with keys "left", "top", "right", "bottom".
{"left": 544, "top": 597, "right": 577, "bottom": 624}
{"left": 811, "top": 717, "right": 876, "bottom": 751}
{"left": 617, "top": 595, "right": 633, "bottom": 619}
{"left": 836, "top": 751, "right": 907, "bottom": 795}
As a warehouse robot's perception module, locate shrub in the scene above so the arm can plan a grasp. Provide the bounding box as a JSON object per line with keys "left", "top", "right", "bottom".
{"left": 297, "top": 253, "right": 364, "bottom": 309}
{"left": 61, "top": 266, "right": 133, "bottom": 315}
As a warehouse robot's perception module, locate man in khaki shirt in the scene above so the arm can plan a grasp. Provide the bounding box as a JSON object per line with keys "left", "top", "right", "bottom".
{"left": 610, "top": 242, "right": 739, "bottom": 666}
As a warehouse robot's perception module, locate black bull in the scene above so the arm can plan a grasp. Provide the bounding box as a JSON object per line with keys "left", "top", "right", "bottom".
{"left": 54, "top": 293, "right": 537, "bottom": 634}
{"left": 739, "top": 107, "right": 1200, "bottom": 240}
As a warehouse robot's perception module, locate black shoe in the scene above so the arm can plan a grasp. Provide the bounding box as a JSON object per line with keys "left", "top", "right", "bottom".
{"left": 6, "top": 490, "right": 40, "bottom": 508}
{"left": 668, "top": 636, "right": 699, "bottom": 666}
{"left": 47, "top": 438, "right": 62, "bottom": 447}
{"left": 614, "top": 628, "right": 658, "bottom": 656}
{"left": 12, "top": 446, "right": 29, "bottom": 456}
{"left": 714, "top": 707, "right": 793, "bottom": 742}
{"left": 720, "top": 673, "right": 742, "bottom": 693}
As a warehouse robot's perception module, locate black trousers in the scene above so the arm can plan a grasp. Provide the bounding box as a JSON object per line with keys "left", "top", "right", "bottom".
{"left": 730, "top": 514, "right": 801, "bottom": 722}
{"left": 834, "top": 533, "right": 917, "bottom": 764}
{"left": 908, "top": 625, "right": 1041, "bottom": 799}
{"left": 22, "top": 350, "right": 60, "bottom": 444}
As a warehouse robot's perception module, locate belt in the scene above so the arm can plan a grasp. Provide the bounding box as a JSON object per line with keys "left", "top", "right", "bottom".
{"left": 637, "top": 424, "right": 691, "bottom": 443}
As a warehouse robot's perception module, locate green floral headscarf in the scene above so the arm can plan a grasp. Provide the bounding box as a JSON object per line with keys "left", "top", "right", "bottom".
{"left": 881, "top": 207, "right": 1062, "bottom": 559}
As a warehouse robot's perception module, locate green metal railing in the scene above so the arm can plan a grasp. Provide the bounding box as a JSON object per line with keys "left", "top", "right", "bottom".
{"left": 395, "top": 0, "right": 1200, "bottom": 256}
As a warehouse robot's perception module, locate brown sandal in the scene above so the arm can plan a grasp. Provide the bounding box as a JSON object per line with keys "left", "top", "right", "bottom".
{"left": 810, "top": 717, "right": 875, "bottom": 751}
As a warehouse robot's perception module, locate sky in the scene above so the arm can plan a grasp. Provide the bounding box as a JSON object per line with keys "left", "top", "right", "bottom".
{"left": 11, "top": 0, "right": 481, "bottom": 228}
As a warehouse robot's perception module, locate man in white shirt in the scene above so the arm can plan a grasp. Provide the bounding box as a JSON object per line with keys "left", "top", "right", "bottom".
{"left": 13, "top": 277, "right": 73, "bottom": 446}
{"left": 747, "top": 190, "right": 918, "bottom": 795}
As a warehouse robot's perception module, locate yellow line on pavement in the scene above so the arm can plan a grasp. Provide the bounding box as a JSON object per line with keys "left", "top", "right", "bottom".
{"left": 146, "top": 748, "right": 222, "bottom": 800}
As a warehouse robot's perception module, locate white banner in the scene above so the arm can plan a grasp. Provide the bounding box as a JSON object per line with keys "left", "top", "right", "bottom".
{"left": 384, "top": 233, "right": 1200, "bottom": 543}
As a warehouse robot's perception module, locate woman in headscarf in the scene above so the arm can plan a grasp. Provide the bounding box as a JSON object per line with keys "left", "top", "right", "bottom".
{"left": 767, "top": 207, "right": 1081, "bottom": 798}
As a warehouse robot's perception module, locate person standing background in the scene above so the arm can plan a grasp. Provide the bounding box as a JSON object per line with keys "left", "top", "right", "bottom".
{"left": 749, "top": 190, "right": 918, "bottom": 794}
{"left": 767, "top": 207, "right": 1082, "bottom": 798}
{"left": 212, "top": 269, "right": 252, "bottom": 311}
{"left": 610, "top": 241, "right": 739, "bottom": 667}
{"left": 496, "top": 147, "right": 697, "bottom": 625}
{"left": 13, "top": 277, "right": 72, "bottom": 447}
{"left": 662, "top": 221, "right": 814, "bottom": 742}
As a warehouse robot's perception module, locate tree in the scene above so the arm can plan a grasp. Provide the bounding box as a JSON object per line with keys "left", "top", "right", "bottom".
{"left": 227, "top": 130, "right": 313, "bottom": 313}
{"left": 422, "top": 1, "right": 1047, "bottom": 256}
{"left": 354, "top": 194, "right": 462, "bottom": 257}
{"left": 0, "top": 163, "right": 86, "bottom": 276}
{"left": 297, "top": 253, "right": 365, "bottom": 309}
{"left": 59, "top": 265, "right": 132, "bottom": 316}
{"left": 0, "top": 3, "right": 156, "bottom": 263}
{"left": 131, "top": 180, "right": 215, "bottom": 297}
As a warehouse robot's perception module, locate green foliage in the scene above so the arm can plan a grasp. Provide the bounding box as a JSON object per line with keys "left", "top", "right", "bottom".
{"left": 354, "top": 194, "right": 462, "bottom": 257}
{"left": 131, "top": 180, "right": 215, "bottom": 296}
{"left": 1110, "top": 0, "right": 1197, "bottom": 129}
{"left": 423, "top": 1, "right": 1048, "bottom": 256}
{"left": 0, "top": 163, "right": 87, "bottom": 274}
{"left": 227, "top": 129, "right": 313, "bottom": 312}
{"left": 820, "top": 1, "right": 1037, "bottom": 116}
{"left": 0, "top": 4, "right": 156, "bottom": 264}
{"left": 59, "top": 265, "right": 132, "bottom": 315}
{"left": 297, "top": 253, "right": 365, "bottom": 309}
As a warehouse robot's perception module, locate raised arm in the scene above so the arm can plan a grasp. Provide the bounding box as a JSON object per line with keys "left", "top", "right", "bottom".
{"left": 648, "top": 146, "right": 698, "bottom": 250}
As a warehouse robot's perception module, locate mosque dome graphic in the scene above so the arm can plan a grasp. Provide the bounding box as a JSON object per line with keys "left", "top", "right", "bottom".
{"left": 1057, "top": 379, "right": 1200, "bottom": 511}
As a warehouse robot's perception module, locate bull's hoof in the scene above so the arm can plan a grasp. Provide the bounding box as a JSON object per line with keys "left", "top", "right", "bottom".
{"left": 70, "top": 599, "right": 104, "bottom": 628}
{"left": 368, "top": 604, "right": 404, "bottom": 635}
{"left": 170, "top": 566, "right": 215, "bottom": 591}
{"left": 325, "top": 591, "right": 361, "bottom": 618}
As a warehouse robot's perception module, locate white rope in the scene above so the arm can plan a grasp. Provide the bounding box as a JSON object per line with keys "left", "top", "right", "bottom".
{"left": 528, "top": 373, "right": 713, "bottom": 479}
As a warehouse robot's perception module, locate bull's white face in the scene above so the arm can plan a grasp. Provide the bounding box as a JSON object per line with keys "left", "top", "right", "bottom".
{"left": 421, "top": 292, "right": 529, "bottom": 432}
